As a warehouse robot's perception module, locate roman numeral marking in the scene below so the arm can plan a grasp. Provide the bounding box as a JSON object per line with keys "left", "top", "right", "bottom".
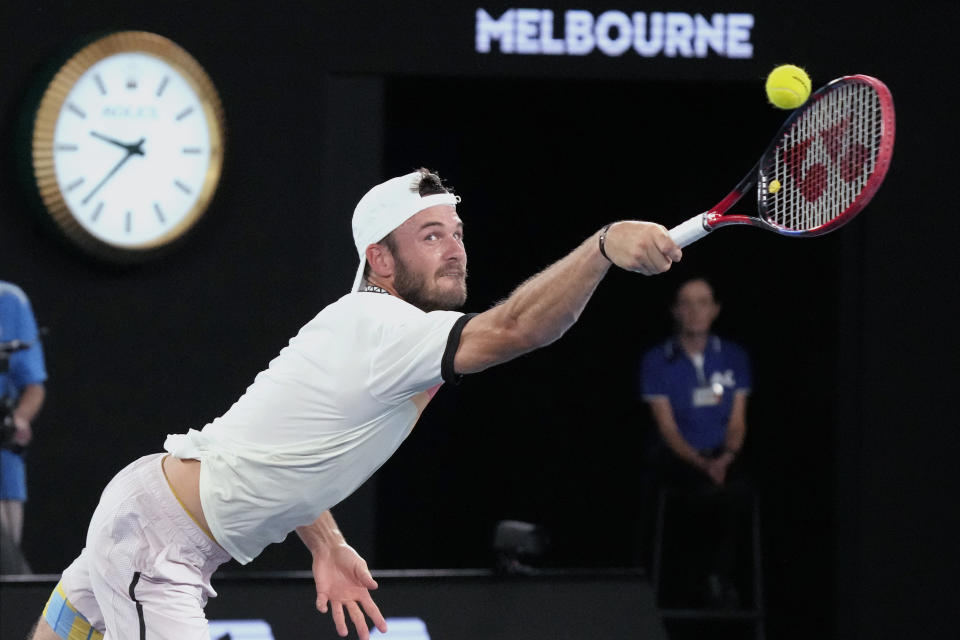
{"left": 66, "top": 103, "right": 87, "bottom": 119}
{"left": 125, "top": 211, "right": 132, "bottom": 233}
{"left": 154, "top": 203, "right": 165, "bottom": 223}
{"left": 91, "top": 201, "right": 104, "bottom": 222}
{"left": 174, "top": 180, "right": 192, "bottom": 194}
{"left": 182, "top": 147, "right": 202, "bottom": 155}
{"left": 65, "top": 177, "right": 85, "bottom": 192}
{"left": 55, "top": 143, "right": 79, "bottom": 152}
{"left": 94, "top": 74, "right": 107, "bottom": 95}
{"left": 157, "top": 75, "right": 170, "bottom": 97}
{"left": 175, "top": 106, "right": 195, "bottom": 121}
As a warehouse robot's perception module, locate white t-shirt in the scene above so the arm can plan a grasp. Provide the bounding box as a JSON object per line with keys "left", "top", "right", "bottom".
{"left": 163, "top": 292, "right": 469, "bottom": 564}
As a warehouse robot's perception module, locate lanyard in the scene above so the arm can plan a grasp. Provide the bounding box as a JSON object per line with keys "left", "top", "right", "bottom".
{"left": 690, "top": 352, "right": 707, "bottom": 386}
{"left": 361, "top": 285, "right": 391, "bottom": 295}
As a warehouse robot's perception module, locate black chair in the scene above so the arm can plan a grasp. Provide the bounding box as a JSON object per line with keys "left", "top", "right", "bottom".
{"left": 650, "top": 485, "right": 766, "bottom": 640}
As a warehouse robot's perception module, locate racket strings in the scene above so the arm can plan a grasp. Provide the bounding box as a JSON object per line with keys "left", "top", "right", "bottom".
{"left": 764, "top": 82, "right": 884, "bottom": 231}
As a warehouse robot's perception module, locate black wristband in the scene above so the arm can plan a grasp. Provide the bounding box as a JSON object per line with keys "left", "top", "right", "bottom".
{"left": 598, "top": 223, "right": 614, "bottom": 262}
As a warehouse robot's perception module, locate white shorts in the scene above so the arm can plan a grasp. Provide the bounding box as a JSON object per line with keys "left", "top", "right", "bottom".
{"left": 54, "top": 453, "right": 231, "bottom": 640}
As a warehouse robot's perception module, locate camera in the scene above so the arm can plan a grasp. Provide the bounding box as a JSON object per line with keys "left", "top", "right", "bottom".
{"left": 1, "top": 340, "right": 28, "bottom": 452}
{"left": 1, "top": 396, "right": 19, "bottom": 452}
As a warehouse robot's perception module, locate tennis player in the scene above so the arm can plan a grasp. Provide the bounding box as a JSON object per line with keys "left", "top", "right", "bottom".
{"left": 31, "top": 169, "right": 681, "bottom": 640}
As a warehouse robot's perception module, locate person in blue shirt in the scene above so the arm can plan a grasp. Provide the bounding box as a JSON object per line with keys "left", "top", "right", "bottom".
{"left": 640, "top": 277, "right": 752, "bottom": 608}
{"left": 1, "top": 281, "right": 48, "bottom": 574}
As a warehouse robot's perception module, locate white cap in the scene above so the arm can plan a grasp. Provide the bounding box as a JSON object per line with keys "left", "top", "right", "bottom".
{"left": 350, "top": 171, "right": 460, "bottom": 292}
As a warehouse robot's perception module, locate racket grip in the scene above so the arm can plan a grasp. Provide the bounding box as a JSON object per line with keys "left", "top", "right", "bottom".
{"left": 668, "top": 214, "right": 710, "bottom": 248}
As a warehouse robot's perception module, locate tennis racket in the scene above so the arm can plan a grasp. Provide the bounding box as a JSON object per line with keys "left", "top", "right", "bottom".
{"left": 669, "top": 74, "right": 895, "bottom": 248}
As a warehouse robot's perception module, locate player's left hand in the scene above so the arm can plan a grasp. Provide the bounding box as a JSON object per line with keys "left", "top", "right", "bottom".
{"left": 309, "top": 542, "right": 387, "bottom": 639}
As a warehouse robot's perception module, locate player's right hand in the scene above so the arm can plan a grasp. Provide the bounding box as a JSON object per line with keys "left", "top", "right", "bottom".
{"left": 603, "top": 221, "right": 682, "bottom": 275}
{"left": 310, "top": 543, "right": 387, "bottom": 640}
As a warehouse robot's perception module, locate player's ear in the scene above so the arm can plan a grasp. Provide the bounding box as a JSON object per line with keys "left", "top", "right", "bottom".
{"left": 366, "top": 243, "right": 394, "bottom": 278}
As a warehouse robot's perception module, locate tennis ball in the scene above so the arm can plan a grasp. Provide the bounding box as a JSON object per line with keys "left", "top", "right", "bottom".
{"left": 765, "top": 64, "right": 811, "bottom": 109}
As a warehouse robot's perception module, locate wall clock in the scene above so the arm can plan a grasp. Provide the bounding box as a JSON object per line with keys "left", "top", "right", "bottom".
{"left": 25, "top": 31, "right": 225, "bottom": 262}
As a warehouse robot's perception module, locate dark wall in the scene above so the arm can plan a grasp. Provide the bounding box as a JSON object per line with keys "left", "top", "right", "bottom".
{"left": 376, "top": 76, "right": 842, "bottom": 640}
{"left": 0, "top": 1, "right": 386, "bottom": 572}
{"left": 1, "top": 2, "right": 958, "bottom": 640}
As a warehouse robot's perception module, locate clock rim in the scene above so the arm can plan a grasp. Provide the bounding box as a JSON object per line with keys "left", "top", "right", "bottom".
{"left": 30, "top": 30, "right": 226, "bottom": 262}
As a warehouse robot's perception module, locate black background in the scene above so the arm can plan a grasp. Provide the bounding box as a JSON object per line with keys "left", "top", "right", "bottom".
{"left": 1, "top": 2, "right": 958, "bottom": 639}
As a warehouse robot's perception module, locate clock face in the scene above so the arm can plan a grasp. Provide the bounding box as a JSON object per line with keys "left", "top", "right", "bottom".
{"left": 29, "top": 32, "right": 225, "bottom": 261}
{"left": 54, "top": 53, "right": 213, "bottom": 247}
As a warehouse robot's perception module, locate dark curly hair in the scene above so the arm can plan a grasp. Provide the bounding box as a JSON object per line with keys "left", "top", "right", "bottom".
{"left": 414, "top": 167, "right": 453, "bottom": 197}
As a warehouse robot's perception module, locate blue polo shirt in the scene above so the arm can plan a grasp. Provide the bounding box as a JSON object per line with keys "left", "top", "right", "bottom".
{"left": 640, "top": 336, "right": 751, "bottom": 451}
{"left": 1, "top": 281, "right": 48, "bottom": 501}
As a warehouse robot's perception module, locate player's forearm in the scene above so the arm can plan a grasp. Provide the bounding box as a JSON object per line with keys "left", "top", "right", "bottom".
{"left": 13, "top": 384, "right": 45, "bottom": 423}
{"left": 456, "top": 222, "right": 678, "bottom": 374}
{"left": 493, "top": 230, "right": 610, "bottom": 348}
{"left": 456, "top": 230, "right": 610, "bottom": 376}
{"left": 296, "top": 510, "right": 347, "bottom": 554}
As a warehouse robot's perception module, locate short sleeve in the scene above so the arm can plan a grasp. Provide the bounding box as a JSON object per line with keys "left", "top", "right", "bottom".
{"left": 731, "top": 343, "right": 752, "bottom": 393}
{"left": 441, "top": 313, "right": 476, "bottom": 384}
{"left": 640, "top": 346, "right": 668, "bottom": 399}
{"left": 368, "top": 308, "right": 466, "bottom": 404}
{"left": 2, "top": 287, "right": 47, "bottom": 389}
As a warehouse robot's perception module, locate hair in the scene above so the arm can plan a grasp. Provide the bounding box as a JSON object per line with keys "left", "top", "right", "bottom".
{"left": 414, "top": 167, "right": 453, "bottom": 197}
{"left": 673, "top": 276, "right": 719, "bottom": 304}
{"left": 363, "top": 168, "right": 454, "bottom": 280}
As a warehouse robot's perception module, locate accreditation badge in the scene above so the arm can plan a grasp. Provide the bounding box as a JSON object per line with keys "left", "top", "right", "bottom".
{"left": 692, "top": 382, "right": 724, "bottom": 407}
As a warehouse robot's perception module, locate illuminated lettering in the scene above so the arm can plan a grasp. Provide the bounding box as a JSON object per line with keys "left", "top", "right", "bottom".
{"left": 565, "top": 10, "right": 595, "bottom": 55}
{"left": 476, "top": 8, "right": 515, "bottom": 53}
{"left": 633, "top": 12, "right": 664, "bottom": 56}
{"left": 595, "top": 11, "right": 632, "bottom": 56}
{"left": 475, "top": 8, "right": 755, "bottom": 58}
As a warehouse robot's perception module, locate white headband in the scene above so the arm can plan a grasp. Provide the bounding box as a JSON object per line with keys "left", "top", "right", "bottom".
{"left": 350, "top": 172, "right": 460, "bottom": 292}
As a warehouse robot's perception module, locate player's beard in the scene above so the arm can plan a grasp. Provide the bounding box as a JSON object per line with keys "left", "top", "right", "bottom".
{"left": 394, "top": 255, "right": 467, "bottom": 312}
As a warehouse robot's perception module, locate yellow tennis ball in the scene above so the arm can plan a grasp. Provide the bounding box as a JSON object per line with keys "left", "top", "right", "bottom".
{"left": 765, "top": 64, "right": 812, "bottom": 109}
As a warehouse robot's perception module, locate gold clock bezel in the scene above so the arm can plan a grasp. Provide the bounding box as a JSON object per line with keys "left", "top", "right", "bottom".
{"left": 30, "top": 31, "right": 226, "bottom": 262}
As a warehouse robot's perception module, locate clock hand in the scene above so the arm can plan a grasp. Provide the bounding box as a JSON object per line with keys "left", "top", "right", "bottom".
{"left": 81, "top": 137, "right": 146, "bottom": 205}
{"left": 90, "top": 131, "right": 145, "bottom": 155}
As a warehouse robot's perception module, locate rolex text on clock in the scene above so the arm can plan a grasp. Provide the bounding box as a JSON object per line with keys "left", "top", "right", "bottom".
{"left": 29, "top": 31, "right": 226, "bottom": 262}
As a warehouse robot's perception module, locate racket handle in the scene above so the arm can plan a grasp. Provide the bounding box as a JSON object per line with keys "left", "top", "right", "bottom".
{"left": 668, "top": 214, "right": 710, "bottom": 248}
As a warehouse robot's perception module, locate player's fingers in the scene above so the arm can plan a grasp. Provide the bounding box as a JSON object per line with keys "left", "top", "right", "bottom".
{"left": 331, "top": 601, "right": 348, "bottom": 637}
{"left": 361, "top": 594, "right": 388, "bottom": 633}
{"left": 355, "top": 564, "right": 379, "bottom": 590}
{"left": 346, "top": 601, "right": 370, "bottom": 640}
{"left": 643, "top": 240, "right": 673, "bottom": 274}
{"left": 653, "top": 227, "right": 683, "bottom": 262}
{"left": 316, "top": 593, "right": 329, "bottom": 613}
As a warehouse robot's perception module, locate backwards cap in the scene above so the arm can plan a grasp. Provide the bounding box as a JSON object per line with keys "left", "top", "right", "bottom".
{"left": 350, "top": 171, "right": 460, "bottom": 292}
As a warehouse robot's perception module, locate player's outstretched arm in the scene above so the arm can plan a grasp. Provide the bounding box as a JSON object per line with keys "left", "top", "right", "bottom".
{"left": 454, "top": 221, "right": 681, "bottom": 374}
{"left": 296, "top": 511, "right": 387, "bottom": 640}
